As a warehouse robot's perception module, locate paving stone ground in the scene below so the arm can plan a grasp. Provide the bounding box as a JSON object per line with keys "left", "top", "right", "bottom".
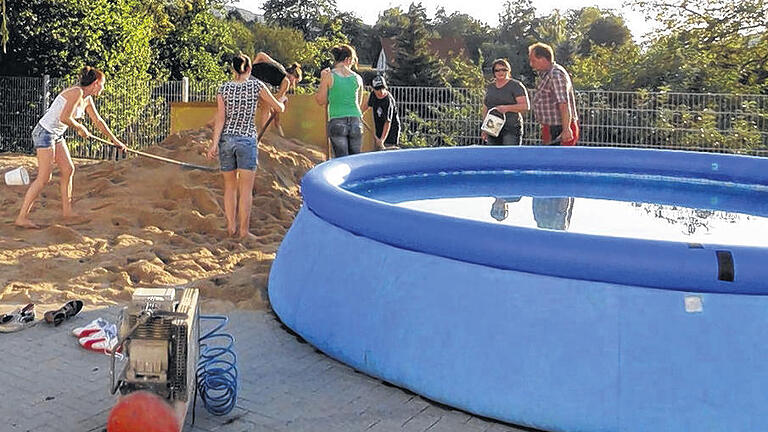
{"left": 0, "top": 307, "right": 532, "bottom": 432}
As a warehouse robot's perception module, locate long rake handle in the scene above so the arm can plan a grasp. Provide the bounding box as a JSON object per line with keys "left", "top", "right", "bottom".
{"left": 90, "top": 136, "right": 218, "bottom": 172}
{"left": 259, "top": 112, "right": 276, "bottom": 141}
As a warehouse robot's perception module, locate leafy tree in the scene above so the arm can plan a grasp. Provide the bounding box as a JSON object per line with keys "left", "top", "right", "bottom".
{"left": 570, "top": 44, "right": 640, "bottom": 89}
{"left": 334, "top": 12, "right": 374, "bottom": 65}
{"left": 0, "top": 0, "right": 153, "bottom": 78}
{"left": 299, "top": 17, "right": 348, "bottom": 86}
{"left": 262, "top": 0, "right": 338, "bottom": 40}
{"left": 629, "top": 0, "right": 768, "bottom": 93}
{"left": 586, "top": 17, "right": 631, "bottom": 47}
{"left": 388, "top": 3, "right": 446, "bottom": 87}
{"left": 498, "top": 0, "right": 537, "bottom": 42}
{"left": 228, "top": 19, "right": 256, "bottom": 57}
{"left": 373, "top": 7, "right": 409, "bottom": 38}
{"left": 247, "top": 22, "right": 306, "bottom": 65}
{"left": 483, "top": 0, "right": 539, "bottom": 82}
{"left": 432, "top": 9, "right": 492, "bottom": 63}
{"left": 443, "top": 54, "right": 485, "bottom": 89}
{"left": 148, "top": 0, "right": 234, "bottom": 81}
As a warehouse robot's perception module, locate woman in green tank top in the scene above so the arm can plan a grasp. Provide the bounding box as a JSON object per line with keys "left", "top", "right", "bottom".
{"left": 315, "top": 44, "right": 364, "bottom": 157}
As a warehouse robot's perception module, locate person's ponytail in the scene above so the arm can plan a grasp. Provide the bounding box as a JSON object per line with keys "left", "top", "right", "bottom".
{"left": 231, "top": 53, "right": 252, "bottom": 75}
{"left": 79, "top": 66, "right": 104, "bottom": 86}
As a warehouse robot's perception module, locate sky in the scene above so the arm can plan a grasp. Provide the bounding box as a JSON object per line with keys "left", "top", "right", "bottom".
{"left": 232, "top": 0, "right": 659, "bottom": 41}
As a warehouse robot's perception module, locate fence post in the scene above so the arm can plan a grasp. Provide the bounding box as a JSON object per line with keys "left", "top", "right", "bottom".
{"left": 182, "top": 76, "right": 189, "bottom": 103}
{"left": 42, "top": 74, "right": 50, "bottom": 110}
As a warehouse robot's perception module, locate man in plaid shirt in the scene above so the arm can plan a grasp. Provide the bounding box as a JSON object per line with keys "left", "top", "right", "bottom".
{"left": 528, "top": 42, "right": 580, "bottom": 146}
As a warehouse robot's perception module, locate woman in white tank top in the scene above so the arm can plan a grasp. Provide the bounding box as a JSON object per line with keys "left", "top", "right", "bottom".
{"left": 15, "top": 67, "right": 127, "bottom": 229}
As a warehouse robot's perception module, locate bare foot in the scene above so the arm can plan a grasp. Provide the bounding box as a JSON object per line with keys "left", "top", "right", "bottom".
{"left": 14, "top": 218, "right": 40, "bottom": 229}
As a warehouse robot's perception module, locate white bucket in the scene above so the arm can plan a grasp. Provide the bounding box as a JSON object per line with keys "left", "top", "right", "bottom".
{"left": 4, "top": 167, "right": 30, "bottom": 186}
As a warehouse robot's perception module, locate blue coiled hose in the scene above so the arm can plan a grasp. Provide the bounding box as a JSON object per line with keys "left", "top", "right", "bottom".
{"left": 196, "top": 315, "right": 238, "bottom": 416}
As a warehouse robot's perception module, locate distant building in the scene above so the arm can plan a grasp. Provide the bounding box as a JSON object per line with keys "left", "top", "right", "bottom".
{"left": 375, "top": 37, "right": 469, "bottom": 74}
{"left": 221, "top": 6, "right": 264, "bottom": 23}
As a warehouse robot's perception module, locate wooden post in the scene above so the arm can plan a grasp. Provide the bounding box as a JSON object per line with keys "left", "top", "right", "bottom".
{"left": 324, "top": 104, "right": 331, "bottom": 161}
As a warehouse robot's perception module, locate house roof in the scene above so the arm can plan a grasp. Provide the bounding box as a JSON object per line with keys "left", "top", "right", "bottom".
{"left": 380, "top": 37, "right": 469, "bottom": 66}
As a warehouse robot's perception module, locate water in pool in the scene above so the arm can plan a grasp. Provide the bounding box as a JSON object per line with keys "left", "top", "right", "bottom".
{"left": 345, "top": 170, "right": 768, "bottom": 247}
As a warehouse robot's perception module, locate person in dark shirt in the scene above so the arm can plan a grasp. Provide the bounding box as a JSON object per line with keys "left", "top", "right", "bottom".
{"left": 482, "top": 58, "right": 529, "bottom": 145}
{"left": 362, "top": 75, "right": 400, "bottom": 150}
{"left": 250, "top": 52, "right": 302, "bottom": 137}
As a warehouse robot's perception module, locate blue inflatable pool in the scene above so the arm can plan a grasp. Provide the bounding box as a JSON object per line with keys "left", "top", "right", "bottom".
{"left": 269, "top": 147, "right": 768, "bottom": 432}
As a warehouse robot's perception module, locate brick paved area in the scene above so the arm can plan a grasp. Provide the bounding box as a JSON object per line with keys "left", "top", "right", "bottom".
{"left": 0, "top": 307, "right": 529, "bottom": 432}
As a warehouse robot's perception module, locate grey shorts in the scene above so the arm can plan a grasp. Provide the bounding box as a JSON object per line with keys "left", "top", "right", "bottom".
{"left": 219, "top": 135, "right": 258, "bottom": 172}
{"left": 32, "top": 124, "right": 65, "bottom": 149}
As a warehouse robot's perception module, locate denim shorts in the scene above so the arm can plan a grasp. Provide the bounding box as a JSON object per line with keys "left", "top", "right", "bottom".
{"left": 32, "top": 124, "right": 65, "bottom": 149}
{"left": 219, "top": 134, "right": 258, "bottom": 172}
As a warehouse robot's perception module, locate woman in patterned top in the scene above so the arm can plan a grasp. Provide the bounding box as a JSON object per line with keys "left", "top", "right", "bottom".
{"left": 207, "top": 53, "right": 285, "bottom": 240}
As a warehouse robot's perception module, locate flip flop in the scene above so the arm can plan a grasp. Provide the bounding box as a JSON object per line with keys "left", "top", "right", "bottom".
{"left": 0, "top": 304, "right": 36, "bottom": 333}
{"left": 78, "top": 324, "right": 119, "bottom": 354}
{"left": 44, "top": 300, "right": 84, "bottom": 327}
{"left": 72, "top": 317, "right": 111, "bottom": 338}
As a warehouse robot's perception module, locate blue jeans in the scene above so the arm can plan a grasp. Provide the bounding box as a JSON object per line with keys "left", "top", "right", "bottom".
{"left": 32, "top": 124, "right": 65, "bottom": 149}
{"left": 486, "top": 129, "right": 522, "bottom": 146}
{"left": 219, "top": 135, "right": 257, "bottom": 172}
{"left": 328, "top": 116, "right": 363, "bottom": 157}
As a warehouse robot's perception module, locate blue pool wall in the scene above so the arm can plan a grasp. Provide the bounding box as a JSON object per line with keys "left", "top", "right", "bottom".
{"left": 300, "top": 147, "right": 768, "bottom": 294}
{"left": 269, "top": 146, "right": 768, "bottom": 431}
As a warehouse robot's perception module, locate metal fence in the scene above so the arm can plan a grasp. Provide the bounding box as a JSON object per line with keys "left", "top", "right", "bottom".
{"left": 2, "top": 76, "right": 768, "bottom": 157}
{"left": 390, "top": 87, "right": 768, "bottom": 155}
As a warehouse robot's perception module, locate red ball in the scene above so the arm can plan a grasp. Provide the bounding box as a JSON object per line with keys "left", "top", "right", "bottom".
{"left": 107, "top": 391, "right": 180, "bottom": 432}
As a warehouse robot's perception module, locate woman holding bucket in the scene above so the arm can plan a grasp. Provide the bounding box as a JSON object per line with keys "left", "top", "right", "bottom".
{"left": 481, "top": 58, "right": 529, "bottom": 146}
{"left": 206, "top": 53, "right": 285, "bottom": 240}
{"left": 15, "top": 66, "right": 126, "bottom": 229}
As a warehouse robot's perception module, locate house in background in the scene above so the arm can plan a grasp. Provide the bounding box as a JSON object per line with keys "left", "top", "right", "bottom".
{"left": 375, "top": 37, "right": 469, "bottom": 74}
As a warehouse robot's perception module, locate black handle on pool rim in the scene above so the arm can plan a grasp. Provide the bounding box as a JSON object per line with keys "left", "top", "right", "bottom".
{"left": 90, "top": 136, "right": 218, "bottom": 172}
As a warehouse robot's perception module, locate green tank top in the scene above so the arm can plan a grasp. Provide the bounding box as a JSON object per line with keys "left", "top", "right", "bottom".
{"left": 328, "top": 72, "right": 362, "bottom": 119}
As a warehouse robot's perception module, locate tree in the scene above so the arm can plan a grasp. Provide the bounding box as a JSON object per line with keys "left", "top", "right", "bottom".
{"left": 570, "top": 43, "right": 640, "bottom": 89}
{"left": 629, "top": 0, "right": 768, "bottom": 93}
{"left": 148, "top": 0, "right": 234, "bottom": 81}
{"left": 262, "top": 0, "right": 337, "bottom": 40}
{"left": 432, "top": 9, "right": 492, "bottom": 63}
{"left": 482, "top": 0, "right": 539, "bottom": 82}
{"left": 586, "top": 17, "right": 631, "bottom": 47}
{"left": 388, "top": 3, "right": 445, "bottom": 87}
{"left": 373, "top": 8, "right": 409, "bottom": 38}
{"left": 249, "top": 22, "right": 307, "bottom": 66}
{"left": 333, "top": 12, "right": 374, "bottom": 65}
{"left": 0, "top": 0, "right": 153, "bottom": 78}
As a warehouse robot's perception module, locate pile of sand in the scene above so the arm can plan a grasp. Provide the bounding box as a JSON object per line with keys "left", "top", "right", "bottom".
{"left": 0, "top": 128, "right": 325, "bottom": 312}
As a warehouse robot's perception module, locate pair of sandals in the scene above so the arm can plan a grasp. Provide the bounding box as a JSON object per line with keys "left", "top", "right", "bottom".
{"left": 0, "top": 303, "right": 36, "bottom": 333}
{"left": 44, "top": 300, "right": 84, "bottom": 326}
{"left": 0, "top": 300, "right": 84, "bottom": 332}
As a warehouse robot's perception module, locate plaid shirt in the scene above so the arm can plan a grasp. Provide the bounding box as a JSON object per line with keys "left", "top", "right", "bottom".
{"left": 532, "top": 63, "right": 578, "bottom": 125}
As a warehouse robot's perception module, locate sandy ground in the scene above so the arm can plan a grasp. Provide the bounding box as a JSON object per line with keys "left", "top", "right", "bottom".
{"left": 0, "top": 128, "right": 325, "bottom": 314}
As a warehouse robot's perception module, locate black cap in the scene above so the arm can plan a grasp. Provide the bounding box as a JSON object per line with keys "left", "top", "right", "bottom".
{"left": 372, "top": 75, "right": 387, "bottom": 89}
